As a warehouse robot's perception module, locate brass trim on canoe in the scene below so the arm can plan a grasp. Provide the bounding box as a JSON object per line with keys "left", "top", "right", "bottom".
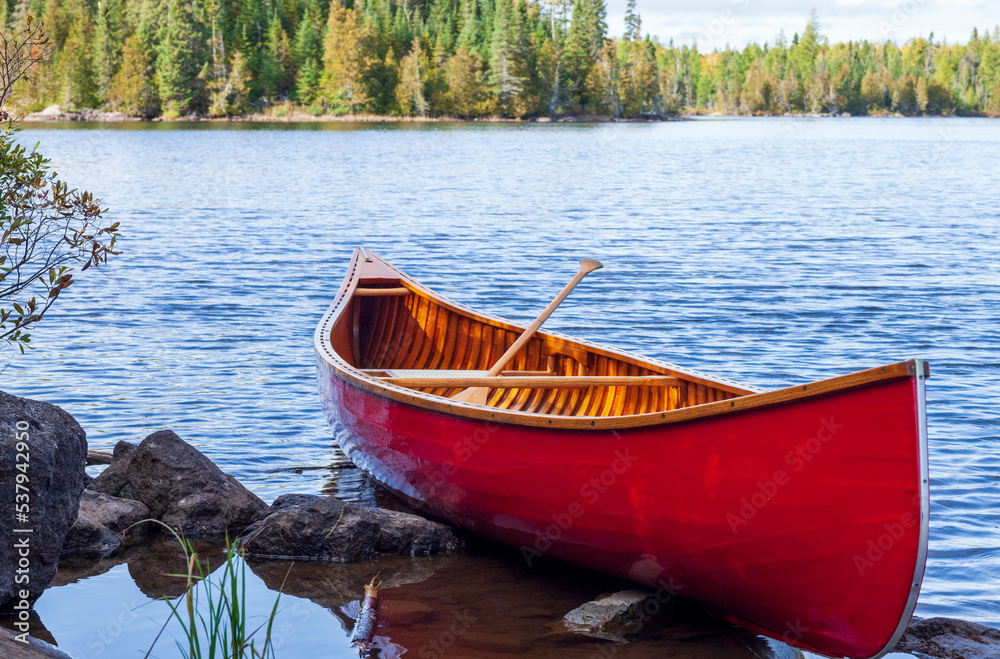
{"left": 314, "top": 248, "right": 919, "bottom": 430}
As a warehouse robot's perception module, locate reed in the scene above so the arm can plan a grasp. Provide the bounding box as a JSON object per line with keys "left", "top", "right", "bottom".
{"left": 143, "top": 522, "right": 284, "bottom": 659}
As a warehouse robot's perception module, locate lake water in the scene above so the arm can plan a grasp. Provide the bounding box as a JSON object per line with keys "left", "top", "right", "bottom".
{"left": 3, "top": 118, "right": 998, "bottom": 657}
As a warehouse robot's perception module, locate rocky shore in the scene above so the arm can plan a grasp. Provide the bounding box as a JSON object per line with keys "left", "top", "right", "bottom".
{"left": 1, "top": 389, "right": 996, "bottom": 658}
{"left": 19, "top": 104, "right": 681, "bottom": 124}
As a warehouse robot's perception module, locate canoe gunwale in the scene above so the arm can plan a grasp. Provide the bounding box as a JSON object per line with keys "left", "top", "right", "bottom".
{"left": 314, "top": 249, "right": 919, "bottom": 431}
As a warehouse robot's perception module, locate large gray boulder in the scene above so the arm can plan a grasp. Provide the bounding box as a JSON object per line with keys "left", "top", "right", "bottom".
{"left": 61, "top": 490, "right": 151, "bottom": 558}
{"left": 107, "top": 430, "right": 267, "bottom": 539}
{"left": 0, "top": 626, "right": 72, "bottom": 658}
{"left": 240, "top": 493, "right": 462, "bottom": 561}
{"left": 0, "top": 391, "right": 87, "bottom": 613}
{"left": 894, "top": 617, "right": 1000, "bottom": 658}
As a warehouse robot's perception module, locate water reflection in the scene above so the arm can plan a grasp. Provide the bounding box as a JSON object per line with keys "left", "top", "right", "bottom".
{"left": 16, "top": 531, "right": 803, "bottom": 658}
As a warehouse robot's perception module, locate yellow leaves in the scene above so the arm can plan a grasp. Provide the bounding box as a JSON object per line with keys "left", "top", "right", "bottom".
{"left": 701, "top": 52, "right": 722, "bottom": 77}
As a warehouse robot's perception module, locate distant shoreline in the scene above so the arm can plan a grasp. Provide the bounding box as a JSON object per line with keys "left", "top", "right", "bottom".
{"left": 16, "top": 106, "right": 998, "bottom": 124}
{"left": 17, "top": 107, "right": 683, "bottom": 124}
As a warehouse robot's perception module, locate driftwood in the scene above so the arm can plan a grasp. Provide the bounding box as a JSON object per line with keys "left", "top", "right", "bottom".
{"left": 349, "top": 576, "right": 380, "bottom": 650}
{"left": 86, "top": 450, "right": 114, "bottom": 465}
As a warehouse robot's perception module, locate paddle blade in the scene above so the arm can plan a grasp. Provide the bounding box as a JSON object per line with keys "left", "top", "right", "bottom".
{"left": 452, "top": 386, "right": 489, "bottom": 406}
{"left": 579, "top": 258, "right": 603, "bottom": 273}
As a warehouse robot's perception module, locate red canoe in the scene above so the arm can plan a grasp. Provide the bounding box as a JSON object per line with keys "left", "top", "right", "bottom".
{"left": 315, "top": 248, "right": 929, "bottom": 659}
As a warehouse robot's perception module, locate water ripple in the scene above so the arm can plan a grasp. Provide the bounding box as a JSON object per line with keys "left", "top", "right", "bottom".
{"left": 5, "top": 117, "right": 999, "bottom": 626}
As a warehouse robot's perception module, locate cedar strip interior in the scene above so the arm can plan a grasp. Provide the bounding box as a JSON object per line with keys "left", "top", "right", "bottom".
{"left": 355, "top": 290, "right": 741, "bottom": 417}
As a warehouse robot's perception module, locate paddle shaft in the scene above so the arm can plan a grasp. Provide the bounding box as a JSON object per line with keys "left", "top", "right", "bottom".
{"left": 452, "top": 258, "right": 603, "bottom": 404}
{"left": 487, "top": 263, "right": 600, "bottom": 377}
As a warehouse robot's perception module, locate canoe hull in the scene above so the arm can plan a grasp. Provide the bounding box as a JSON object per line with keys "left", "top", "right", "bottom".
{"left": 318, "top": 356, "right": 927, "bottom": 659}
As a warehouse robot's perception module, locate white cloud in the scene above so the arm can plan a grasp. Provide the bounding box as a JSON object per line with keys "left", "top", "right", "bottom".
{"left": 604, "top": 0, "right": 999, "bottom": 50}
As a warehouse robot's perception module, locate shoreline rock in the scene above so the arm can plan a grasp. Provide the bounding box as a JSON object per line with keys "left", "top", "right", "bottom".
{"left": 0, "top": 626, "right": 72, "bottom": 658}
{"left": 19, "top": 105, "right": 685, "bottom": 124}
{"left": 20, "top": 104, "right": 997, "bottom": 124}
{"left": 562, "top": 590, "right": 671, "bottom": 642}
{"left": 893, "top": 616, "right": 1000, "bottom": 658}
{"left": 0, "top": 391, "right": 87, "bottom": 613}
{"left": 21, "top": 106, "right": 140, "bottom": 122}
{"left": 89, "top": 430, "right": 267, "bottom": 539}
{"left": 61, "top": 490, "right": 151, "bottom": 558}
{"left": 240, "top": 493, "right": 463, "bottom": 562}
{"left": 87, "top": 440, "right": 137, "bottom": 497}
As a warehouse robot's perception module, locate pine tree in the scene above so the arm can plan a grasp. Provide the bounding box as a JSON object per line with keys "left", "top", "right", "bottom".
{"left": 537, "top": 0, "right": 570, "bottom": 115}
{"left": 489, "top": 0, "right": 523, "bottom": 114}
{"left": 320, "top": 0, "right": 373, "bottom": 112}
{"left": 260, "top": 12, "right": 293, "bottom": 99}
{"left": 616, "top": 3, "right": 657, "bottom": 116}
{"left": 426, "top": 0, "right": 456, "bottom": 55}
{"left": 109, "top": 33, "right": 159, "bottom": 116}
{"left": 91, "top": 0, "right": 116, "bottom": 100}
{"left": 295, "top": 56, "right": 321, "bottom": 104}
{"left": 293, "top": 0, "right": 323, "bottom": 64}
{"left": 59, "top": 17, "right": 99, "bottom": 109}
{"left": 564, "top": 0, "right": 606, "bottom": 108}
{"left": 156, "top": 0, "right": 206, "bottom": 115}
{"left": 292, "top": 0, "right": 324, "bottom": 102}
{"left": 456, "top": 0, "right": 481, "bottom": 56}
{"left": 793, "top": 9, "right": 821, "bottom": 80}
{"left": 440, "top": 46, "right": 480, "bottom": 115}
{"left": 623, "top": 0, "right": 638, "bottom": 42}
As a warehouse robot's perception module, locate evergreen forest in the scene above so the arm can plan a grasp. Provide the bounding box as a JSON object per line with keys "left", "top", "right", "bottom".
{"left": 4, "top": 0, "right": 1000, "bottom": 119}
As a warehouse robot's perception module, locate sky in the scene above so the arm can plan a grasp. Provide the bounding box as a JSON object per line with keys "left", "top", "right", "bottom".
{"left": 605, "top": 0, "right": 999, "bottom": 50}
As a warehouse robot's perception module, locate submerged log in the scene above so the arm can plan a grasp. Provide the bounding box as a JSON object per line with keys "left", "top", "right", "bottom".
{"left": 349, "top": 576, "right": 380, "bottom": 649}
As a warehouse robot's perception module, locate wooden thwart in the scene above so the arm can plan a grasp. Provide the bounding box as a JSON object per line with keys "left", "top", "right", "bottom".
{"left": 381, "top": 375, "right": 683, "bottom": 388}
{"left": 354, "top": 287, "right": 411, "bottom": 296}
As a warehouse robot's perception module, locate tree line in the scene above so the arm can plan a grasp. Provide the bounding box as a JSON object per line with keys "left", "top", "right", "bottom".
{"left": 3, "top": 0, "right": 999, "bottom": 119}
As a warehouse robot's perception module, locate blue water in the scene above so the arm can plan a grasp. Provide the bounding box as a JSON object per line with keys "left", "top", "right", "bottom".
{"left": 3, "top": 118, "right": 998, "bottom": 656}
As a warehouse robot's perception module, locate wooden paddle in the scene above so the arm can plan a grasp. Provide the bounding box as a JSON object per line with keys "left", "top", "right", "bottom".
{"left": 451, "top": 258, "right": 604, "bottom": 405}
